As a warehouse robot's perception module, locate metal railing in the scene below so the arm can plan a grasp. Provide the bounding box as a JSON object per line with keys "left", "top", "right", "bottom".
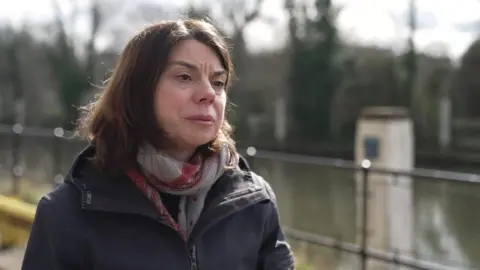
{"left": 243, "top": 147, "right": 480, "bottom": 270}
{"left": 0, "top": 124, "right": 479, "bottom": 269}
{"left": 0, "top": 124, "right": 79, "bottom": 196}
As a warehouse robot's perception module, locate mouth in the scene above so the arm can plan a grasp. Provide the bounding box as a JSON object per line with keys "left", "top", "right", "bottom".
{"left": 185, "top": 115, "right": 215, "bottom": 124}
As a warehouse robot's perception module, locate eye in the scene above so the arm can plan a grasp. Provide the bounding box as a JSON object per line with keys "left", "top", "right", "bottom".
{"left": 177, "top": 74, "right": 192, "bottom": 81}
{"left": 212, "top": 81, "right": 225, "bottom": 88}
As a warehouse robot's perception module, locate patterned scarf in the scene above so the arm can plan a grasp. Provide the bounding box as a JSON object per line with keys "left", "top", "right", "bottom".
{"left": 127, "top": 143, "right": 231, "bottom": 240}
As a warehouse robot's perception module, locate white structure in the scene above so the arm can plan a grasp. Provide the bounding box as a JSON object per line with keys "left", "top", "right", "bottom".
{"left": 354, "top": 107, "right": 414, "bottom": 269}
{"left": 438, "top": 95, "right": 451, "bottom": 151}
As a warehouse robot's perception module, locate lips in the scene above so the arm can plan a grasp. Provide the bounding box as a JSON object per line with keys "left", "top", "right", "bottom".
{"left": 186, "top": 115, "right": 215, "bottom": 123}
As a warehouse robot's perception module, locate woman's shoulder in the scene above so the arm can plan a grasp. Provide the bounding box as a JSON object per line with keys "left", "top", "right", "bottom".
{"left": 248, "top": 171, "right": 277, "bottom": 203}
{"left": 36, "top": 181, "right": 83, "bottom": 220}
{"left": 234, "top": 155, "right": 270, "bottom": 184}
{"left": 28, "top": 181, "right": 85, "bottom": 251}
{"left": 227, "top": 156, "right": 278, "bottom": 205}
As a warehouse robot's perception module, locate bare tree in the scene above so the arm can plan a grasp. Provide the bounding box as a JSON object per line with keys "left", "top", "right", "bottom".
{"left": 200, "top": 0, "right": 276, "bottom": 75}
{"left": 46, "top": 0, "right": 106, "bottom": 129}
{"left": 4, "top": 29, "right": 26, "bottom": 124}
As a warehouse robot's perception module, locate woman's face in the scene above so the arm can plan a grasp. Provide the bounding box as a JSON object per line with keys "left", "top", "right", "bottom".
{"left": 154, "top": 39, "right": 227, "bottom": 156}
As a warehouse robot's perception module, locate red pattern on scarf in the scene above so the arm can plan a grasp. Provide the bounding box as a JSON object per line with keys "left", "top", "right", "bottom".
{"left": 126, "top": 166, "right": 187, "bottom": 241}
{"left": 140, "top": 154, "right": 204, "bottom": 193}
{"left": 149, "top": 162, "right": 203, "bottom": 191}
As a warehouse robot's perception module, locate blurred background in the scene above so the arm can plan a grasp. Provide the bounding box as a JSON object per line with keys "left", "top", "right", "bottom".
{"left": 0, "top": 0, "right": 480, "bottom": 269}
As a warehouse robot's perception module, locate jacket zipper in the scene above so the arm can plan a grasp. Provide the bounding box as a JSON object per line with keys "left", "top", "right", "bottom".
{"left": 159, "top": 222, "right": 198, "bottom": 270}
{"left": 186, "top": 192, "right": 267, "bottom": 270}
{"left": 186, "top": 189, "right": 266, "bottom": 270}
{"left": 158, "top": 221, "right": 197, "bottom": 270}
{"left": 189, "top": 244, "right": 198, "bottom": 270}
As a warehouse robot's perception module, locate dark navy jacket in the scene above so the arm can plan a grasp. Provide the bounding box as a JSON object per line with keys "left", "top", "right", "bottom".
{"left": 21, "top": 146, "right": 294, "bottom": 270}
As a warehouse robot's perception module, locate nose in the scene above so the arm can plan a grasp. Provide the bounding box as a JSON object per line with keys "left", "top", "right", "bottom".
{"left": 194, "top": 80, "right": 216, "bottom": 104}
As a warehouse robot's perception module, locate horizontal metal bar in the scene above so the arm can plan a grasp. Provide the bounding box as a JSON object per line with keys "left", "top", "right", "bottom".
{"left": 241, "top": 148, "right": 480, "bottom": 184}
{"left": 284, "top": 227, "right": 461, "bottom": 270}
{"left": 240, "top": 147, "right": 358, "bottom": 170}
{"left": 0, "top": 124, "right": 77, "bottom": 139}
{"left": 0, "top": 124, "right": 478, "bottom": 183}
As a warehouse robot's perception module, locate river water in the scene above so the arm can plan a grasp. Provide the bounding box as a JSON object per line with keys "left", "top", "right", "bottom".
{"left": 0, "top": 133, "right": 478, "bottom": 269}
{"left": 251, "top": 156, "right": 480, "bottom": 269}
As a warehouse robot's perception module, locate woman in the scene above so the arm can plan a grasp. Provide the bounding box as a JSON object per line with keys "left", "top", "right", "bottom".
{"left": 21, "top": 19, "right": 294, "bottom": 270}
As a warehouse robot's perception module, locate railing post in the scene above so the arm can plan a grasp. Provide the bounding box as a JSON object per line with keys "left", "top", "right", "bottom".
{"left": 245, "top": 146, "right": 257, "bottom": 170}
{"left": 52, "top": 127, "right": 64, "bottom": 187}
{"left": 11, "top": 123, "right": 23, "bottom": 196}
{"left": 360, "top": 159, "right": 372, "bottom": 270}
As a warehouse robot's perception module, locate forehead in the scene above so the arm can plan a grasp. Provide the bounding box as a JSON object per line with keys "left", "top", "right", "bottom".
{"left": 168, "top": 39, "right": 224, "bottom": 70}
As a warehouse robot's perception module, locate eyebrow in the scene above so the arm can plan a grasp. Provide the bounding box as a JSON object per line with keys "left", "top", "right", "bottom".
{"left": 169, "top": 60, "right": 227, "bottom": 77}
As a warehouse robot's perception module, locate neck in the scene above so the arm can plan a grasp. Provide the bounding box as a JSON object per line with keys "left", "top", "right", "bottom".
{"left": 164, "top": 147, "right": 196, "bottom": 161}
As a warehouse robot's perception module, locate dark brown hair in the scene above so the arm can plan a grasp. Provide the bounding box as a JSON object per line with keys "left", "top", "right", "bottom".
{"left": 78, "top": 19, "right": 237, "bottom": 171}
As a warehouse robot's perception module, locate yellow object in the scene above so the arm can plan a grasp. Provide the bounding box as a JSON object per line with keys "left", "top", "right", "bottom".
{"left": 0, "top": 195, "right": 37, "bottom": 248}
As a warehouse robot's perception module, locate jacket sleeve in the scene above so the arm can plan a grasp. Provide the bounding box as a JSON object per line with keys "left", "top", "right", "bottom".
{"left": 22, "top": 196, "right": 79, "bottom": 270}
{"left": 257, "top": 180, "right": 295, "bottom": 270}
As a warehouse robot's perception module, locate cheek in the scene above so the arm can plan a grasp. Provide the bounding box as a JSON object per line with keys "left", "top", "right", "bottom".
{"left": 215, "top": 95, "right": 227, "bottom": 120}
{"left": 154, "top": 86, "right": 188, "bottom": 122}
{"left": 153, "top": 91, "right": 170, "bottom": 124}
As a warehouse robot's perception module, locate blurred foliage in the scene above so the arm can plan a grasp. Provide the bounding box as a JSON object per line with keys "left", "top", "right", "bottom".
{"left": 287, "top": 0, "right": 342, "bottom": 141}
{"left": 0, "top": 0, "right": 479, "bottom": 150}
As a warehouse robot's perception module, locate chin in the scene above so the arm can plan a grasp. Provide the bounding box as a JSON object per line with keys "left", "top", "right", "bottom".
{"left": 188, "top": 137, "right": 215, "bottom": 148}
{"left": 182, "top": 131, "right": 217, "bottom": 148}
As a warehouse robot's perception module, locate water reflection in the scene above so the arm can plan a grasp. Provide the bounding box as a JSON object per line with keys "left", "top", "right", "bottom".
{"left": 414, "top": 178, "right": 480, "bottom": 268}
{"left": 253, "top": 158, "right": 480, "bottom": 269}
{"left": 416, "top": 194, "right": 470, "bottom": 267}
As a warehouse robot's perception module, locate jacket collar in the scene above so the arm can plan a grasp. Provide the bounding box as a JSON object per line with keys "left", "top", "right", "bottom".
{"left": 65, "top": 145, "right": 268, "bottom": 224}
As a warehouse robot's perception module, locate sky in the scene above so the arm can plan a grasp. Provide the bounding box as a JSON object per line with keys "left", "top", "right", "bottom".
{"left": 0, "top": 0, "right": 479, "bottom": 59}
